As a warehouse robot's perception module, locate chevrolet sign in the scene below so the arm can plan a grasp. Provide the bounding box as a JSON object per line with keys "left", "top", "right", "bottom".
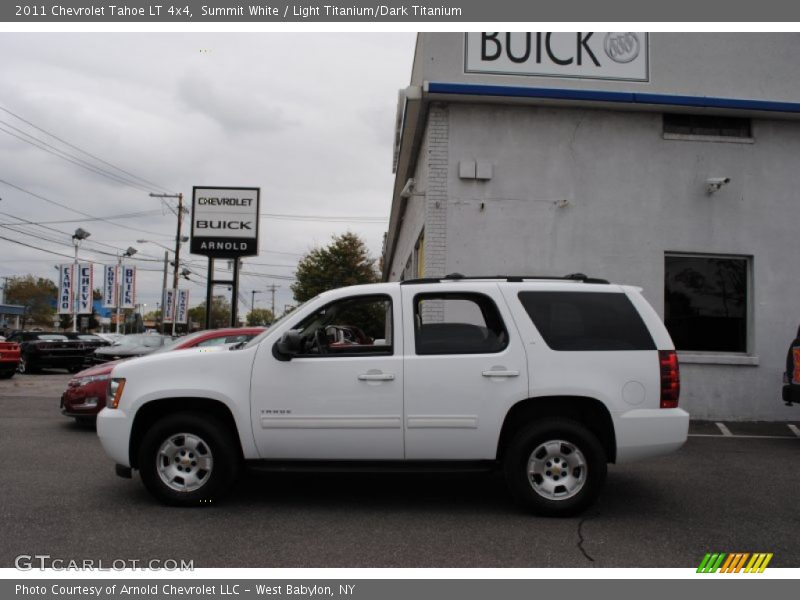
{"left": 190, "top": 186, "right": 260, "bottom": 258}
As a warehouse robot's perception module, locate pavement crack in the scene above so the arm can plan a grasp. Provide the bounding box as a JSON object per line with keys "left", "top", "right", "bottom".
{"left": 577, "top": 512, "right": 599, "bottom": 562}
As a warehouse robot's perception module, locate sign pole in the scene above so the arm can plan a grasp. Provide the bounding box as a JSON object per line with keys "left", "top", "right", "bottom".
{"left": 205, "top": 256, "right": 213, "bottom": 330}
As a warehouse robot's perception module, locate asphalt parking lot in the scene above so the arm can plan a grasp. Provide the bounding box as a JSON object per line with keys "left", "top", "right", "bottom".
{"left": 1, "top": 371, "right": 799, "bottom": 569}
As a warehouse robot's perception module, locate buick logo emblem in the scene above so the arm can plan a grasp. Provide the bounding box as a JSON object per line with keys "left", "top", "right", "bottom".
{"left": 604, "top": 32, "right": 641, "bottom": 63}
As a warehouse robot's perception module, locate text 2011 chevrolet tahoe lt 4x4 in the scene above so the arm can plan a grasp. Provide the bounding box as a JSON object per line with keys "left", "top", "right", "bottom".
{"left": 97, "top": 275, "right": 688, "bottom": 516}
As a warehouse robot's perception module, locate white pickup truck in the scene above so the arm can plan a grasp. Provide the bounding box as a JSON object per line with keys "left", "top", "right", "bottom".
{"left": 97, "top": 275, "right": 688, "bottom": 516}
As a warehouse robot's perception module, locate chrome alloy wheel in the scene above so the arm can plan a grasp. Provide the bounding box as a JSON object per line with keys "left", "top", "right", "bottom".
{"left": 527, "top": 439, "right": 587, "bottom": 500}
{"left": 156, "top": 433, "right": 214, "bottom": 492}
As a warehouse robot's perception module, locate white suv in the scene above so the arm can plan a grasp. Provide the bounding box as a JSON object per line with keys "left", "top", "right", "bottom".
{"left": 97, "top": 275, "right": 688, "bottom": 516}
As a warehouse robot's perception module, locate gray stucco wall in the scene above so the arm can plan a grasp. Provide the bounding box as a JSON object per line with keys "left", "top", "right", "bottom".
{"left": 438, "top": 102, "right": 799, "bottom": 421}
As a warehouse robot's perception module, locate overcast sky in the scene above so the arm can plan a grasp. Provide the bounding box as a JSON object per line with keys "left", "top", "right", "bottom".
{"left": 0, "top": 33, "right": 417, "bottom": 317}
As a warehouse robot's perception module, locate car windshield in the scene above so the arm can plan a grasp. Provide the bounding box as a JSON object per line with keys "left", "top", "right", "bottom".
{"left": 116, "top": 334, "right": 165, "bottom": 348}
{"left": 150, "top": 331, "right": 210, "bottom": 354}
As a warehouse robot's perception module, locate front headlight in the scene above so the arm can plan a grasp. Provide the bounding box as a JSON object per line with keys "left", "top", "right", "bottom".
{"left": 75, "top": 373, "right": 111, "bottom": 386}
{"left": 106, "top": 378, "right": 126, "bottom": 409}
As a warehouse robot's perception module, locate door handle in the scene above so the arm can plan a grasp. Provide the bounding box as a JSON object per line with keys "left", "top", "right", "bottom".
{"left": 482, "top": 370, "right": 520, "bottom": 378}
{"left": 358, "top": 372, "right": 395, "bottom": 381}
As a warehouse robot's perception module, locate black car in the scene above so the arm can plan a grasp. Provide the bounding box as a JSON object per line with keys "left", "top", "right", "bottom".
{"left": 64, "top": 333, "right": 111, "bottom": 365}
{"left": 6, "top": 331, "right": 87, "bottom": 374}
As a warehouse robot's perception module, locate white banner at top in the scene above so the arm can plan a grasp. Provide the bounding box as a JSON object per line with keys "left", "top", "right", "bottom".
{"left": 76, "top": 262, "right": 93, "bottom": 315}
{"left": 57, "top": 264, "right": 73, "bottom": 315}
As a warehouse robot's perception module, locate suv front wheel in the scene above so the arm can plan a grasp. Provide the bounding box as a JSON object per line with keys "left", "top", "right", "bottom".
{"left": 138, "top": 412, "right": 240, "bottom": 506}
{"left": 504, "top": 418, "right": 606, "bottom": 517}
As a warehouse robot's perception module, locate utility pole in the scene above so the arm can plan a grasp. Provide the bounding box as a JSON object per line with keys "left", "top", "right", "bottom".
{"left": 251, "top": 290, "right": 262, "bottom": 311}
{"left": 149, "top": 192, "right": 184, "bottom": 336}
{"left": 266, "top": 283, "right": 279, "bottom": 317}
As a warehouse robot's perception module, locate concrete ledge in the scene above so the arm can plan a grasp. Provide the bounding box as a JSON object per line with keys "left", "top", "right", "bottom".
{"left": 678, "top": 352, "right": 760, "bottom": 366}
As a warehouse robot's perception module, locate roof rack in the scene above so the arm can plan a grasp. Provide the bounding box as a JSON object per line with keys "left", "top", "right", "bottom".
{"left": 399, "top": 273, "right": 610, "bottom": 285}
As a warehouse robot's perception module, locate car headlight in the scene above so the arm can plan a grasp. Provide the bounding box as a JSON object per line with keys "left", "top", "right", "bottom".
{"left": 106, "top": 378, "right": 126, "bottom": 409}
{"left": 74, "top": 373, "right": 111, "bottom": 386}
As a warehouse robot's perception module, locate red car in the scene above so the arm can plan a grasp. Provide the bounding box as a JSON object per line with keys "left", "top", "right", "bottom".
{"left": 60, "top": 327, "right": 264, "bottom": 423}
{"left": 0, "top": 340, "right": 21, "bottom": 379}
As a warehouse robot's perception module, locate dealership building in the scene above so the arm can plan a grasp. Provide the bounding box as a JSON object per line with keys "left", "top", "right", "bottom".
{"left": 383, "top": 33, "right": 800, "bottom": 421}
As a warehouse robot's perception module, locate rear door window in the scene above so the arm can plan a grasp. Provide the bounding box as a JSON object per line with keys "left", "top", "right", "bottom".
{"left": 518, "top": 292, "right": 655, "bottom": 351}
{"left": 414, "top": 293, "right": 509, "bottom": 355}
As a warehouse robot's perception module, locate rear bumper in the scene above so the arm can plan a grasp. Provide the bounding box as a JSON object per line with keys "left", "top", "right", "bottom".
{"left": 97, "top": 408, "right": 133, "bottom": 467}
{"left": 615, "top": 408, "right": 690, "bottom": 463}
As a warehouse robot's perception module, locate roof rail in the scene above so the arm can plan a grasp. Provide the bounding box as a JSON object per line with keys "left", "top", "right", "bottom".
{"left": 399, "top": 273, "right": 609, "bottom": 285}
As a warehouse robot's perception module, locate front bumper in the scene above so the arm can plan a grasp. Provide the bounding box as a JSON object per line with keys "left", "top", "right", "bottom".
{"left": 97, "top": 408, "right": 134, "bottom": 467}
{"left": 614, "top": 408, "right": 690, "bottom": 463}
{"left": 60, "top": 382, "right": 106, "bottom": 417}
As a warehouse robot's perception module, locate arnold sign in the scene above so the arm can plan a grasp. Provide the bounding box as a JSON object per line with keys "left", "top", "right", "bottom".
{"left": 191, "top": 186, "right": 260, "bottom": 258}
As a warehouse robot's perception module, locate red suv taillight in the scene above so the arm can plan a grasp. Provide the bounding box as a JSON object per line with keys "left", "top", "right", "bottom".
{"left": 659, "top": 350, "right": 680, "bottom": 408}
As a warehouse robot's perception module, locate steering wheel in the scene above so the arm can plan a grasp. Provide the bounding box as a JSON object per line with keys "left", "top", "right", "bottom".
{"left": 314, "top": 329, "right": 329, "bottom": 354}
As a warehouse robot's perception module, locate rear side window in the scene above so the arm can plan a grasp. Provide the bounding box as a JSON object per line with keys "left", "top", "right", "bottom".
{"left": 518, "top": 292, "right": 655, "bottom": 351}
{"left": 414, "top": 293, "right": 508, "bottom": 355}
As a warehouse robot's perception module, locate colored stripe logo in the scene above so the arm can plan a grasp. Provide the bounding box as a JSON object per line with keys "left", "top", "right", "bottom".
{"left": 697, "top": 553, "right": 773, "bottom": 573}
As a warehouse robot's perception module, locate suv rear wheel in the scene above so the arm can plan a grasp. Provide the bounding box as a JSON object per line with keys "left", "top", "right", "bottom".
{"left": 504, "top": 418, "right": 606, "bottom": 517}
{"left": 138, "top": 412, "right": 240, "bottom": 506}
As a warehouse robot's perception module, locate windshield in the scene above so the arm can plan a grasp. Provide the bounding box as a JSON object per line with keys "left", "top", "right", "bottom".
{"left": 243, "top": 299, "right": 312, "bottom": 349}
{"left": 116, "top": 334, "right": 165, "bottom": 348}
{"left": 150, "top": 330, "right": 210, "bottom": 354}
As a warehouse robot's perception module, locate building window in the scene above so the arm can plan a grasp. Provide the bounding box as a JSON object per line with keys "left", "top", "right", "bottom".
{"left": 664, "top": 254, "right": 749, "bottom": 353}
{"left": 663, "top": 113, "right": 752, "bottom": 141}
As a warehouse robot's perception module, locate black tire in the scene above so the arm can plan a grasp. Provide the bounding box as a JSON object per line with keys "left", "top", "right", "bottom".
{"left": 17, "top": 356, "right": 39, "bottom": 374}
{"left": 503, "top": 418, "right": 607, "bottom": 517}
{"left": 138, "top": 412, "right": 240, "bottom": 507}
{"left": 0, "top": 369, "right": 14, "bottom": 379}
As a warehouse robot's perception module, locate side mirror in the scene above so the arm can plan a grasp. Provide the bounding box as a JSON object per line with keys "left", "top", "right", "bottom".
{"left": 273, "top": 331, "right": 303, "bottom": 361}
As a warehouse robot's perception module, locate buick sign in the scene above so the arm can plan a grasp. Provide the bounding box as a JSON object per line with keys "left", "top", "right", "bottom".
{"left": 465, "top": 32, "right": 649, "bottom": 82}
{"left": 190, "top": 187, "right": 260, "bottom": 258}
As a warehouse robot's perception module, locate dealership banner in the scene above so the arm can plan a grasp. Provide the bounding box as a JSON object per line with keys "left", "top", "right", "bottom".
{"left": 76, "top": 263, "right": 93, "bottom": 315}
{"left": 102, "top": 265, "right": 117, "bottom": 308}
{"left": 57, "top": 264, "right": 73, "bottom": 315}
{"left": 120, "top": 265, "right": 136, "bottom": 309}
{"left": 175, "top": 289, "right": 190, "bottom": 325}
{"left": 162, "top": 288, "right": 176, "bottom": 323}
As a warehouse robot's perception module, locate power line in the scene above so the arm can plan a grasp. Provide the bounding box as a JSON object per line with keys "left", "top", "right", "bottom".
{"left": 0, "top": 177, "right": 174, "bottom": 238}
{"left": 0, "top": 121, "right": 156, "bottom": 193}
{"left": 0, "top": 104, "right": 174, "bottom": 193}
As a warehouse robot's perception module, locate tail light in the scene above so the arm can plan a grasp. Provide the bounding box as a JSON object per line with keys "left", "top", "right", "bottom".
{"left": 659, "top": 350, "right": 680, "bottom": 408}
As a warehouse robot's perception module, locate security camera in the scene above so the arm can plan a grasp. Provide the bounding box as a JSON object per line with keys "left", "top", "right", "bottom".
{"left": 706, "top": 177, "right": 731, "bottom": 194}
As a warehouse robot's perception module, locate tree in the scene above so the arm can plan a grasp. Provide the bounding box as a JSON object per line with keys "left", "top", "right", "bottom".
{"left": 5, "top": 275, "right": 58, "bottom": 328}
{"left": 291, "top": 232, "right": 379, "bottom": 303}
{"left": 246, "top": 308, "right": 274, "bottom": 326}
{"left": 187, "top": 295, "right": 232, "bottom": 329}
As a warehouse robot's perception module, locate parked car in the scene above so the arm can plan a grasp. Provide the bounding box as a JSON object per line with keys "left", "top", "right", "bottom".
{"left": 96, "top": 333, "right": 124, "bottom": 345}
{"left": 97, "top": 275, "right": 688, "bottom": 516}
{"left": 92, "top": 333, "right": 174, "bottom": 363}
{"left": 6, "top": 331, "right": 87, "bottom": 374}
{"left": 61, "top": 327, "right": 264, "bottom": 423}
{"left": 65, "top": 332, "right": 112, "bottom": 364}
{"left": 0, "top": 339, "right": 21, "bottom": 379}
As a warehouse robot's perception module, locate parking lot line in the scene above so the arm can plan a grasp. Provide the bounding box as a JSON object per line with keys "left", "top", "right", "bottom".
{"left": 715, "top": 422, "right": 733, "bottom": 436}
{"left": 788, "top": 424, "right": 800, "bottom": 438}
